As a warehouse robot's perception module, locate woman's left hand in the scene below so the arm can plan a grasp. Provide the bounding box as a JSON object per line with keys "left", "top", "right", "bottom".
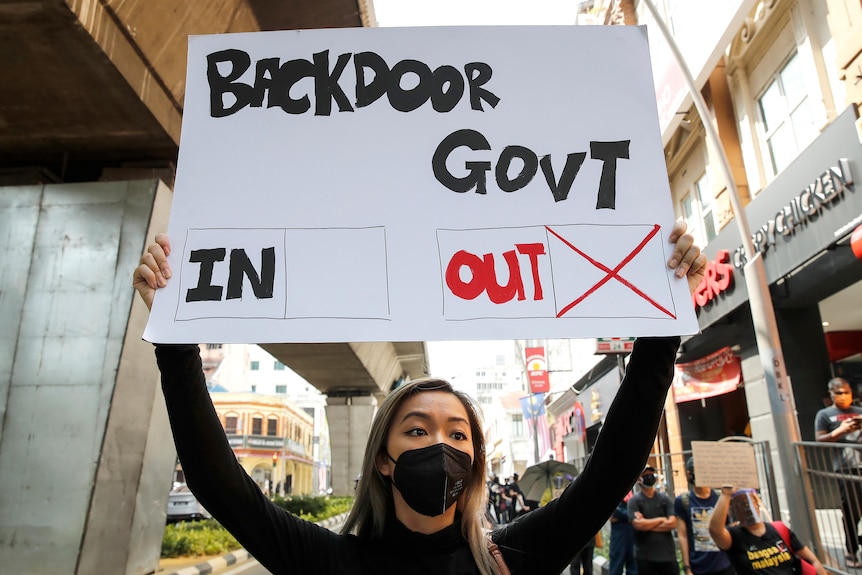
{"left": 667, "top": 220, "right": 707, "bottom": 296}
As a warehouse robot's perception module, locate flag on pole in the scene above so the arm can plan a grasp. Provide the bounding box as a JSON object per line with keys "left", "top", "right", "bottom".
{"left": 520, "top": 393, "right": 552, "bottom": 466}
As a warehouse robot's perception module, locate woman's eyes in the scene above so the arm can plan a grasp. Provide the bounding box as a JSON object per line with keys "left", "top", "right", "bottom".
{"left": 404, "top": 428, "right": 468, "bottom": 441}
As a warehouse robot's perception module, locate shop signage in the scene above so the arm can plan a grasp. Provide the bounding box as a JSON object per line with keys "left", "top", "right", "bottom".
{"left": 558, "top": 401, "right": 587, "bottom": 440}
{"left": 692, "top": 249, "right": 734, "bottom": 309}
{"left": 526, "top": 347, "right": 550, "bottom": 393}
{"left": 595, "top": 337, "right": 635, "bottom": 354}
{"left": 731, "top": 159, "right": 853, "bottom": 268}
{"left": 247, "top": 436, "right": 285, "bottom": 449}
{"left": 672, "top": 346, "right": 741, "bottom": 403}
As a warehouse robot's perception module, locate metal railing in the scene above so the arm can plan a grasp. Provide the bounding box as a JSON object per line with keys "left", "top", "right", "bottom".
{"left": 648, "top": 439, "right": 781, "bottom": 520}
{"left": 795, "top": 441, "right": 862, "bottom": 574}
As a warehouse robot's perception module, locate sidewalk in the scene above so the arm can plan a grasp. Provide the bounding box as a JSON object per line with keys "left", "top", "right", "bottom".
{"left": 157, "top": 512, "right": 349, "bottom": 575}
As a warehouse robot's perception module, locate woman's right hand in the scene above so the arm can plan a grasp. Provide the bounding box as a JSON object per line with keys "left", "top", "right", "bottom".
{"left": 132, "top": 233, "right": 172, "bottom": 311}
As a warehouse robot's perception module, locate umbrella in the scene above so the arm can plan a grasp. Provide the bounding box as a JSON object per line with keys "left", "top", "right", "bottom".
{"left": 518, "top": 460, "right": 580, "bottom": 503}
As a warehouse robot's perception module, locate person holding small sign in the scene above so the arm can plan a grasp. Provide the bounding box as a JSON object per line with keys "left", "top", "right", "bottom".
{"left": 675, "top": 458, "right": 735, "bottom": 575}
{"left": 708, "top": 486, "right": 825, "bottom": 575}
{"left": 132, "top": 222, "right": 705, "bottom": 575}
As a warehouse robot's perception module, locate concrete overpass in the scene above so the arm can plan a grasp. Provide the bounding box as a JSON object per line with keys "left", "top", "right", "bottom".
{"left": 0, "top": 2, "right": 429, "bottom": 574}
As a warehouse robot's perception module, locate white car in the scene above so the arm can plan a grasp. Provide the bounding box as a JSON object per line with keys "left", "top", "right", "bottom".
{"left": 166, "top": 482, "right": 212, "bottom": 522}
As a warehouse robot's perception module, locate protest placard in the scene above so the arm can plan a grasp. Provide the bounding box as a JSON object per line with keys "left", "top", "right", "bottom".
{"left": 144, "top": 25, "right": 698, "bottom": 343}
{"left": 691, "top": 441, "right": 760, "bottom": 489}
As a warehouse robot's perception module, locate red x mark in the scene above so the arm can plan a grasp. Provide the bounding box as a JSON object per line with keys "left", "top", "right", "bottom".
{"left": 546, "top": 224, "right": 676, "bottom": 319}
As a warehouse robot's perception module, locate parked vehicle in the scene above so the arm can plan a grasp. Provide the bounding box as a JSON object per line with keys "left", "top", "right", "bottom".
{"left": 166, "top": 482, "right": 211, "bottom": 522}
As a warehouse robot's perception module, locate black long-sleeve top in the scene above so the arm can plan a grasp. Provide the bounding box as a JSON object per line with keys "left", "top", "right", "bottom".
{"left": 156, "top": 336, "right": 679, "bottom": 574}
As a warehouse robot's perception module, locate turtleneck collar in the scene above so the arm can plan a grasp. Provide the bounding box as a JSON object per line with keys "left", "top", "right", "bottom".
{"left": 380, "top": 508, "right": 467, "bottom": 556}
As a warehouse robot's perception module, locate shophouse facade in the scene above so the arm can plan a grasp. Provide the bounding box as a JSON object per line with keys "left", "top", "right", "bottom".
{"left": 210, "top": 391, "right": 314, "bottom": 495}
{"left": 546, "top": 0, "right": 862, "bottom": 517}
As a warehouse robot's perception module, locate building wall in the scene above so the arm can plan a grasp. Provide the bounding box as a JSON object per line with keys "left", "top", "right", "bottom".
{"left": 211, "top": 392, "right": 314, "bottom": 495}
{"left": 0, "top": 179, "right": 176, "bottom": 574}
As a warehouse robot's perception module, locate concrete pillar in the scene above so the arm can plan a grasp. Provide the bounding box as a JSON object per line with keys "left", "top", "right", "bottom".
{"left": 0, "top": 180, "right": 176, "bottom": 574}
{"left": 326, "top": 394, "right": 377, "bottom": 496}
{"left": 743, "top": 304, "right": 833, "bottom": 522}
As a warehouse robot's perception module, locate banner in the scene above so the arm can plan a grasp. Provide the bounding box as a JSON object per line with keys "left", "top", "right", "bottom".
{"left": 144, "top": 25, "right": 699, "bottom": 343}
{"left": 672, "top": 346, "right": 741, "bottom": 403}
{"left": 526, "top": 347, "right": 550, "bottom": 393}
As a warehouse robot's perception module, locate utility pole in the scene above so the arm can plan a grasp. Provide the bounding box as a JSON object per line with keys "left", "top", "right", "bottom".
{"left": 641, "top": 0, "right": 810, "bottom": 540}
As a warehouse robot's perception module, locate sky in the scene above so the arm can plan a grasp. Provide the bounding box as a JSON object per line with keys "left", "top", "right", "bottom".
{"left": 372, "top": 0, "right": 582, "bottom": 27}
{"left": 372, "top": 0, "right": 597, "bottom": 386}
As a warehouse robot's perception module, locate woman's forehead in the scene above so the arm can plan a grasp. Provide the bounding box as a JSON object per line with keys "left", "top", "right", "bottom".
{"left": 393, "top": 390, "right": 470, "bottom": 423}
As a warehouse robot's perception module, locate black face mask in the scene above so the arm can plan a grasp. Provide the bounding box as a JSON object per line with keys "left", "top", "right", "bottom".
{"left": 388, "top": 443, "right": 473, "bottom": 517}
{"left": 641, "top": 474, "right": 657, "bottom": 488}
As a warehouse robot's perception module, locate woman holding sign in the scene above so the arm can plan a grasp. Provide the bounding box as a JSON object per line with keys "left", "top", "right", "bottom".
{"left": 708, "top": 487, "right": 825, "bottom": 575}
{"left": 133, "top": 222, "right": 705, "bottom": 575}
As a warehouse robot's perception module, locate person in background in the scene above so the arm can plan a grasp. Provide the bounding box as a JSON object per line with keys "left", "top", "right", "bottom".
{"left": 675, "top": 457, "right": 735, "bottom": 575}
{"left": 708, "top": 487, "right": 825, "bottom": 575}
{"left": 628, "top": 467, "right": 678, "bottom": 575}
{"left": 570, "top": 531, "right": 597, "bottom": 575}
{"left": 507, "top": 473, "right": 530, "bottom": 520}
{"left": 814, "top": 377, "right": 862, "bottom": 568}
{"left": 609, "top": 491, "right": 638, "bottom": 575}
{"left": 488, "top": 475, "right": 504, "bottom": 524}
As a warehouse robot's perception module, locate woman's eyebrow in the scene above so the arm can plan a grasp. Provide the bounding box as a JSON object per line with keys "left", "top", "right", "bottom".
{"left": 400, "top": 411, "right": 469, "bottom": 425}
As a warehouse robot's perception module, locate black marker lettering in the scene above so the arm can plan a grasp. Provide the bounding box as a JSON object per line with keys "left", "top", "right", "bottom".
{"left": 186, "top": 248, "right": 226, "bottom": 302}
{"left": 590, "top": 140, "right": 630, "bottom": 209}
{"left": 226, "top": 248, "right": 276, "bottom": 300}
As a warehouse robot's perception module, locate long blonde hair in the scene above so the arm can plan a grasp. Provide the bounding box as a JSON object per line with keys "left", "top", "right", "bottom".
{"left": 340, "top": 377, "right": 499, "bottom": 575}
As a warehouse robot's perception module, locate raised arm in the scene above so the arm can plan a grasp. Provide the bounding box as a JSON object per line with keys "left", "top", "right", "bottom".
{"left": 492, "top": 221, "right": 704, "bottom": 574}
{"left": 133, "top": 236, "right": 350, "bottom": 574}
{"left": 708, "top": 487, "right": 734, "bottom": 550}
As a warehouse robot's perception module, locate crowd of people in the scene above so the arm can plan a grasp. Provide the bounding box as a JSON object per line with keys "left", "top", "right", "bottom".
{"left": 487, "top": 473, "right": 530, "bottom": 525}
{"left": 587, "top": 461, "right": 827, "bottom": 575}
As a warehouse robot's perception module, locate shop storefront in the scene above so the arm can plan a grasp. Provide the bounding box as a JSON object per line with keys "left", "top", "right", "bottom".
{"left": 679, "top": 106, "right": 862, "bottom": 445}
{"left": 548, "top": 353, "right": 622, "bottom": 467}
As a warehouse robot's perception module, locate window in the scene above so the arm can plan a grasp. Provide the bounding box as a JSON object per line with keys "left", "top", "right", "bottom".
{"left": 267, "top": 417, "right": 278, "bottom": 436}
{"left": 274, "top": 361, "right": 285, "bottom": 370}
{"left": 275, "top": 385, "right": 287, "bottom": 394}
{"left": 512, "top": 414, "right": 524, "bottom": 437}
{"left": 251, "top": 385, "right": 257, "bottom": 393}
{"left": 225, "top": 415, "right": 238, "bottom": 434}
{"left": 758, "top": 51, "right": 818, "bottom": 176}
{"left": 206, "top": 343, "right": 222, "bottom": 350}
{"left": 252, "top": 416, "right": 262, "bottom": 435}
{"left": 682, "top": 172, "right": 716, "bottom": 246}
{"left": 250, "top": 361, "right": 260, "bottom": 371}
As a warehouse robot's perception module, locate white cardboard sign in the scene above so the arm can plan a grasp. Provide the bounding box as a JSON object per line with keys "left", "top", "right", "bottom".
{"left": 144, "top": 25, "right": 699, "bottom": 343}
{"left": 691, "top": 441, "right": 760, "bottom": 489}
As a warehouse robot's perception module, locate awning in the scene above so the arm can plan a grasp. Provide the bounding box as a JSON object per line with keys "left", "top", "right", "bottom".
{"left": 672, "top": 346, "right": 741, "bottom": 403}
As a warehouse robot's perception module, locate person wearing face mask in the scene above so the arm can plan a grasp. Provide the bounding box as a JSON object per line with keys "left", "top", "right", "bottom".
{"left": 628, "top": 467, "right": 678, "bottom": 575}
{"left": 708, "top": 487, "right": 825, "bottom": 575}
{"left": 814, "top": 377, "right": 862, "bottom": 567}
{"left": 674, "top": 458, "right": 735, "bottom": 575}
{"left": 132, "top": 225, "right": 706, "bottom": 575}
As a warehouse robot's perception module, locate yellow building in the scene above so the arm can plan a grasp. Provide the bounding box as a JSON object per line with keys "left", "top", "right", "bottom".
{"left": 210, "top": 391, "right": 314, "bottom": 496}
